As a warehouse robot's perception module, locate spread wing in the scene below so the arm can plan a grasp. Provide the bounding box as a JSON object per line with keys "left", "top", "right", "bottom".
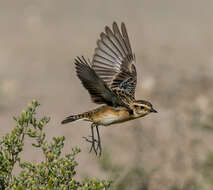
{"left": 92, "top": 22, "right": 137, "bottom": 102}
{"left": 74, "top": 56, "right": 127, "bottom": 107}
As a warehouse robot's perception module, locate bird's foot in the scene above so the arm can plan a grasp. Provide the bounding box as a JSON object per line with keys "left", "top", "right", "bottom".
{"left": 82, "top": 136, "right": 101, "bottom": 156}
{"left": 83, "top": 124, "right": 102, "bottom": 156}
{"left": 82, "top": 136, "right": 98, "bottom": 143}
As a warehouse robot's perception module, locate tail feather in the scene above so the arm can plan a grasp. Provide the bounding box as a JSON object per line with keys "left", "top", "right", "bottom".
{"left": 61, "top": 114, "right": 83, "bottom": 124}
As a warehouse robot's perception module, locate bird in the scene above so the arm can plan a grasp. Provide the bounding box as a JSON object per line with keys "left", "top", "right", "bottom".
{"left": 61, "top": 22, "right": 157, "bottom": 156}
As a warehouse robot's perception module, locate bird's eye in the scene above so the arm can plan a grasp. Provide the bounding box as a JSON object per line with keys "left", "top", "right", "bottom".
{"left": 134, "top": 105, "right": 139, "bottom": 108}
{"left": 140, "top": 106, "right": 144, "bottom": 109}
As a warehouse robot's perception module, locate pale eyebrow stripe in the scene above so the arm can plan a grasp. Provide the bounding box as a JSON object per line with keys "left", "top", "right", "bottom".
{"left": 139, "top": 105, "right": 150, "bottom": 110}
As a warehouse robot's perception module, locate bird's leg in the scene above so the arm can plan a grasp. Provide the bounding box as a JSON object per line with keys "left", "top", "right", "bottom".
{"left": 89, "top": 123, "right": 97, "bottom": 155}
{"left": 83, "top": 123, "right": 97, "bottom": 155}
{"left": 95, "top": 125, "right": 102, "bottom": 156}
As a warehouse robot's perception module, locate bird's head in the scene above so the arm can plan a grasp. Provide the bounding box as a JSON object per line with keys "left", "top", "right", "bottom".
{"left": 130, "top": 100, "right": 157, "bottom": 118}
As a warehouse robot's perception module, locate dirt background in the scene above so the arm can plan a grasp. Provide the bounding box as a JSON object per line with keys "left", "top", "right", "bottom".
{"left": 0, "top": 0, "right": 213, "bottom": 189}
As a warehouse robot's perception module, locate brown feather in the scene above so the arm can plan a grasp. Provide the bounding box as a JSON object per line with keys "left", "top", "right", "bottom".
{"left": 92, "top": 22, "right": 137, "bottom": 101}
{"left": 74, "top": 56, "right": 126, "bottom": 107}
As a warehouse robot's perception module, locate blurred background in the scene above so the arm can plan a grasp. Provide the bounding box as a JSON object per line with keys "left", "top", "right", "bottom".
{"left": 0, "top": 0, "right": 213, "bottom": 189}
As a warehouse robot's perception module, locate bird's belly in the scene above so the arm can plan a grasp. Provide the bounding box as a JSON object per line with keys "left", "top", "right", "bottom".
{"left": 98, "top": 114, "right": 122, "bottom": 125}
{"left": 92, "top": 108, "right": 131, "bottom": 126}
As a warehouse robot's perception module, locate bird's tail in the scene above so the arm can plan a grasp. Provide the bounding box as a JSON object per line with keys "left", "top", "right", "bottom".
{"left": 61, "top": 113, "right": 85, "bottom": 124}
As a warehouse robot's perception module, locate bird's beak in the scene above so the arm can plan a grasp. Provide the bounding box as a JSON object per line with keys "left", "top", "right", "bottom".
{"left": 150, "top": 108, "right": 158, "bottom": 113}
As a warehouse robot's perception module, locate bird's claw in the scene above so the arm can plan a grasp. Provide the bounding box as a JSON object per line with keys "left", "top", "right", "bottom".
{"left": 82, "top": 136, "right": 98, "bottom": 143}
{"left": 83, "top": 124, "right": 102, "bottom": 156}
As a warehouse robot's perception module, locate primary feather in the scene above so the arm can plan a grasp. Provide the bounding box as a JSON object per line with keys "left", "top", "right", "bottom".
{"left": 92, "top": 22, "right": 137, "bottom": 100}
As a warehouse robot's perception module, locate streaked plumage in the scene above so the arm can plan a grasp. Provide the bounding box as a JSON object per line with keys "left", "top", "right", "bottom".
{"left": 62, "top": 22, "right": 157, "bottom": 156}
{"left": 92, "top": 22, "right": 137, "bottom": 105}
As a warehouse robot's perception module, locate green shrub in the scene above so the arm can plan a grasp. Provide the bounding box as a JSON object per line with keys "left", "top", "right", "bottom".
{"left": 0, "top": 100, "right": 111, "bottom": 190}
{"left": 202, "top": 152, "right": 213, "bottom": 187}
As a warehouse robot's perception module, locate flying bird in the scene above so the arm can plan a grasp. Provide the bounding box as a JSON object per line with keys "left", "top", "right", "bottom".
{"left": 62, "top": 22, "right": 157, "bottom": 156}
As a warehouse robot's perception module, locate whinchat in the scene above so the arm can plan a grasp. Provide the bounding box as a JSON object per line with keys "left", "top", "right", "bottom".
{"left": 62, "top": 22, "right": 157, "bottom": 155}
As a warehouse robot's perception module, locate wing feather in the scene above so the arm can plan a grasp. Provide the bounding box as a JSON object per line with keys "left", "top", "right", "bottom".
{"left": 112, "top": 22, "right": 129, "bottom": 55}
{"left": 100, "top": 33, "right": 123, "bottom": 61}
{"left": 105, "top": 26, "right": 126, "bottom": 58}
{"left": 121, "top": 22, "right": 133, "bottom": 58}
{"left": 92, "top": 22, "right": 137, "bottom": 100}
{"left": 74, "top": 56, "right": 125, "bottom": 107}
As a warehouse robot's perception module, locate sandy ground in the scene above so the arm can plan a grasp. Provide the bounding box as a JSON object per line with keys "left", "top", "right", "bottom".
{"left": 1, "top": 1, "right": 213, "bottom": 189}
